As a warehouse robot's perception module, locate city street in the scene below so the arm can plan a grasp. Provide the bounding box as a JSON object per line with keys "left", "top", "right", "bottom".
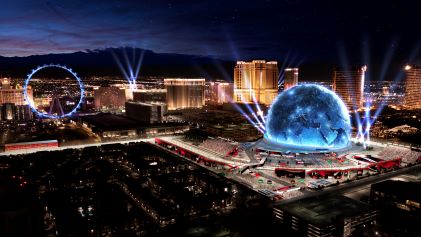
{"left": 275, "top": 164, "right": 421, "bottom": 205}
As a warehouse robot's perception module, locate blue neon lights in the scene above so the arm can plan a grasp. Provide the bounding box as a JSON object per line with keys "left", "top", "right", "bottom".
{"left": 23, "top": 64, "right": 85, "bottom": 119}
{"left": 265, "top": 84, "right": 351, "bottom": 149}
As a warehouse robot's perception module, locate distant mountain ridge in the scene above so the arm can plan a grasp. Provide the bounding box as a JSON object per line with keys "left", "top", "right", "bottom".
{"left": 0, "top": 48, "right": 236, "bottom": 80}
{"left": 0, "top": 48, "right": 345, "bottom": 82}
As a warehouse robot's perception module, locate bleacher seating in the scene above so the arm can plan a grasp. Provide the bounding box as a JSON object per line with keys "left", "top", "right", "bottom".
{"left": 231, "top": 144, "right": 246, "bottom": 157}
{"left": 378, "top": 146, "right": 421, "bottom": 164}
{"left": 200, "top": 138, "right": 238, "bottom": 157}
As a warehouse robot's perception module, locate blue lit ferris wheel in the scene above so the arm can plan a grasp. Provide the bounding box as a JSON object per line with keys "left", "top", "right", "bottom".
{"left": 23, "top": 64, "right": 85, "bottom": 119}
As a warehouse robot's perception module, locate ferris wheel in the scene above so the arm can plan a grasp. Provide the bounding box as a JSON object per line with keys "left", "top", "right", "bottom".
{"left": 23, "top": 64, "right": 85, "bottom": 119}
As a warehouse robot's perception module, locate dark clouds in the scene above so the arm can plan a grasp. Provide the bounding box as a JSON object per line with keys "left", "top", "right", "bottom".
{"left": 1, "top": 0, "right": 421, "bottom": 64}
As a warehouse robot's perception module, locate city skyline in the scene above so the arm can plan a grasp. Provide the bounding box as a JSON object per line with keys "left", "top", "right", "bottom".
{"left": 0, "top": 46, "right": 418, "bottom": 84}
{"left": 0, "top": 2, "right": 420, "bottom": 237}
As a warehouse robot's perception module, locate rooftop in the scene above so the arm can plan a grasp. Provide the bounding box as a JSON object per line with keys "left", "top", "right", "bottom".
{"left": 81, "top": 113, "right": 188, "bottom": 130}
{"left": 81, "top": 113, "right": 142, "bottom": 130}
{"left": 278, "top": 195, "right": 375, "bottom": 226}
{"left": 371, "top": 180, "right": 421, "bottom": 201}
{"left": 126, "top": 101, "right": 166, "bottom": 106}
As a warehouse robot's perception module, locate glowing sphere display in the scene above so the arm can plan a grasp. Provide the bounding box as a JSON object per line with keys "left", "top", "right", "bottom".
{"left": 264, "top": 84, "right": 351, "bottom": 151}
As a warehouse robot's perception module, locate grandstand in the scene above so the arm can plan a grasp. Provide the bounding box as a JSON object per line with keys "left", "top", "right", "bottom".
{"left": 155, "top": 135, "right": 421, "bottom": 199}
{"left": 261, "top": 152, "right": 353, "bottom": 169}
{"left": 377, "top": 146, "right": 421, "bottom": 164}
{"left": 199, "top": 137, "right": 239, "bottom": 157}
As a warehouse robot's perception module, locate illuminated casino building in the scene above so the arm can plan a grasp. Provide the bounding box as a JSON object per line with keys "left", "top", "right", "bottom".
{"left": 332, "top": 66, "right": 366, "bottom": 110}
{"left": 233, "top": 60, "right": 279, "bottom": 106}
{"left": 93, "top": 86, "right": 126, "bottom": 111}
{"left": 164, "top": 78, "right": 205, "bottom": 110}
{"left": 1, "top": 103, "right": 16, "bottom": 121}
{"left": 0, "top": 78, "right": 33, "bottom": 106}
{"left": 15, "top": 104, "right": 33, "bottom": 121}
{"left": 280, "top": 68, "right": 299, "bottom": 92}
{"left": 0, "top": 103, "right": 33, "bottom": 121}
{"left": 206, "top": 81, "right": 234, "bottom": 105}
{"left": 132, "top": 89, "right": 167, "bottom": 103}
{"left": 0, "top": 78, "right": 34, "bottom": 121}
{"left": 403, "top": 65, "right": 421, "bottom": 109}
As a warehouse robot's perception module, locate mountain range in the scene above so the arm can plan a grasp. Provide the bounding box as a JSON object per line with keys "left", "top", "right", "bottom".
{"left": 0, "top": 48, "right": 342, "bottom": 82}
{"left": 0, "top": 48, "right": 236, "bottom": 80}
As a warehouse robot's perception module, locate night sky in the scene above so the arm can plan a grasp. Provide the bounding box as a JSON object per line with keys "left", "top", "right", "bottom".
{"left": 1, "top": 0, "right": 421, "bottom": 67}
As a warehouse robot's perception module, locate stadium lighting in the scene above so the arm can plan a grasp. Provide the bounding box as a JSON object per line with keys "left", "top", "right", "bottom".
{"left": 251, "top": 94, "right": 266, "bottom": 124}
{"left": 235, "top": 75, "right": 266, "bottom": 129}
{"left": 228, "top": 98, "right": 265, "bottom": 134}
{"left": 357, "top": 124, "right": 364, "bottom": 143}
{"left": 112, "top": 48, "right": 144, "bottom": 91}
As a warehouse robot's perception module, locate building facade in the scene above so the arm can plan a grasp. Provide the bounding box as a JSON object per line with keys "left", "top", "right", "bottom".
{"left": 125, "top": 101, "right": 167, "bottom": 124}
{"left": 370, "top": 180, "right": 421, "bottom": 236}
{"left": 0, "top": 103, "right": 33, "bottom": 121}
{"left": 204, "top": 123, "right": 260, "bottom": 141}
{"left": 279, "top": 68, "right": 299, "bottom": 92}
{"left": 0, "top": 78, "right": 33, "bottom": 106}
{"left": 274, "top": 195, "right": 378, "bottom": 237}
{"left": 132, "top": 89, "right": 167, "bottom": 103}
{"left": 404, "top": 65, "right": 421, "bottom": 109}
{"left": 332, "top": 66, "right": 366, "bottom": 110}
{"left": 233, "top": 60, "right": 279, "bottom": 106}
{"left": 93, "top": 86, "right": 126, "bottom": 111}
{"left": 164, "top": 78, "right": 205, "bottom": 110}
{"left": 371, "top": 180, "right": 420, "bottom": 215}
{"left": 205, "top": 81, "right": 234, "bottom": 105}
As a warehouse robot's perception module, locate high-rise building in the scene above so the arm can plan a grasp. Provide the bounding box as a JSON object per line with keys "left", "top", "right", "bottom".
{"left": 132, "top": 89, "right": 167, "bottom": 103}
{"left": 0, "top": 78, "right": 33, "bottom": 106}
{"left": 206, "top": 81, "right": 234, "bottom": 105}
{"left": 279, "top": 68, "right": 299, "bottom": 92}
{"left": 1, "top": 78, "right": 11, "bottom": 89}
{"left": 370, "top": 180, "right": 421, "bottom": 236}
{"left": 15, "top": 104, "right": 33, "bottom": 121}
{"left": 332, "top": 66, "right": 366, "bottom": 110}
{"left": 0, "top": 103, "right": 33, "bottom": 121}
{"left": 164, "top": 78, "right": 205, "bottom": 110}
{"left": 0, "top": 103, "right": 14, "bottom": 120}
{"left": 93, "top": 86, "right": 126, "bottom": 111}
{"left": 125, "top": 101, "right": 167, "bottom": 124}
{"left": 274, "top": 195, "right": 378, "bottom": 237}
{"left": 371, "top": 180, "right": 421, "bottom": 214}
{"left": 404, "top": 65, "right": 421, "bottom": 109}
{"left": 233, "top": 60, "right": 279, "bottom": 105}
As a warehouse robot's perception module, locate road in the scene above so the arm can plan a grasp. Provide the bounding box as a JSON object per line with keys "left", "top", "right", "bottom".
{"left": 0, "top": 137, "right": 156, "bottom": 156}
{"left": 3, "top": 135, "right": 420, "bottom": 208}
{"left": 156, "top": 137, "right": 247, "bottom": 166}
{"left": 250, "top": 168, "right": 291, "bottom": 186}
{"left": 274, "top": 164, "right": 421, "bottom": 205}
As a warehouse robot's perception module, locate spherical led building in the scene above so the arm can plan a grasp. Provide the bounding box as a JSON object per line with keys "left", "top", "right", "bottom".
{"left": 264, "top": 84, "right": 351, "bottom": 151}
